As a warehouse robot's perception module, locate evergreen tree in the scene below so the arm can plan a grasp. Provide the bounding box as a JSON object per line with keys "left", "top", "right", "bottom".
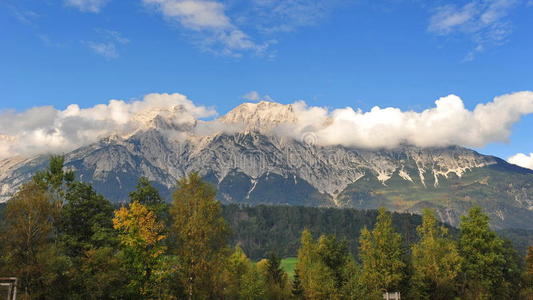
{"left": 263, "top": 252, "right": 289, "bottom": 300}
{"left": 409, "top": 209, "right": 462, "bottom": 300}
{"left": 76, "top": 246, "right": 129, "bottom": 299}
{"left": 33, "top": 155, "right": 75, "bottom": 202}
{"left": 358, "top": 207, "right": 405, "bottom": 299}
{"left": 170, "top": 173, "right": 231, "bottom": 299}
{"left": 129, "top": 177, "right": 166, "bottom": 218}
{"left": 59, "top": 182, "right": 116, "bottom": 257}
{"left": 291, "top": 268, "right": 305, "bottom": 299}
{"left": 266, "top": 252, "right": 285, "bottom": 287}
{"left": 459, "top": 206, "right": 509, "bottom": 299}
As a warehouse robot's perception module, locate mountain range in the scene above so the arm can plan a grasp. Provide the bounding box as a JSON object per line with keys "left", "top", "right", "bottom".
{"left": 1, "top": 101, "right": 532, "bottom": 229}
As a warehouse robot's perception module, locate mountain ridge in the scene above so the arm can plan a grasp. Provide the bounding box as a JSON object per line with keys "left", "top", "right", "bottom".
{"left": 1, "top": 101, "right": 532, "bottom": 229}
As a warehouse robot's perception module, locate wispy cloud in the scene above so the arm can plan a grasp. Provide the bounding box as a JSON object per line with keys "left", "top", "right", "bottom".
{"left": 141, "top": 0, "right": 343, "bottom": 57}
{"left": 65, "top": 0, "right": 109, "bottom": 13}
{"left": 3, "top": 2, "right": 39, "bottom": 25}
{"left": 87, "top": 42, "right": 118, "bottom": 59}
{"left": 85, "top": 29, "right": 130, "bottom": 59}
{"left": 61, "top": 0, "right": 341, "bottom": 57}
{"left": 248, "top": 0, "right": 331, "bottom": 33}
{"left": 142, "top": 0, "right": 269, "bottom": 57}
{"left": 428, "top": 0, "right": 518, "bottom": 60}
{"left": 242, "top": 91, "right": 273, "bottom": 102}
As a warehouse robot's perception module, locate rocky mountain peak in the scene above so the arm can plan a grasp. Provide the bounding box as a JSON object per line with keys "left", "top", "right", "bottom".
{"left": 130, "top": 104, "right": 198, "bottom": 134}
{"left": 218, "top": 101, "right": 297, "bottom": 132}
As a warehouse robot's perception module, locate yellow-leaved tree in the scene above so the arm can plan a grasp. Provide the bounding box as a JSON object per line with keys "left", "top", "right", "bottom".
{"left": 410, "top": 209, "right": 462, "bottom": 300}
{"left": 358, "top": 207, "right": 405, "bottom": 299}
{"left": 171, "top": 173, "right": 231, "bottom": 300}
{"left": 113, "top": 200, "right": 167, "bottom": 298}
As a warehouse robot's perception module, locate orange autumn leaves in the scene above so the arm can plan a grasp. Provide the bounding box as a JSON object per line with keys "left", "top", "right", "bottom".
{"left": 113, "top": 201, "right": 166, "bottom": 258}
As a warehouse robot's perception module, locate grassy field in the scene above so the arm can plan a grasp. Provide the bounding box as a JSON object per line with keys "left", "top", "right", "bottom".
{"left": 281, "top": 257, "right": 297, "bottom": 278}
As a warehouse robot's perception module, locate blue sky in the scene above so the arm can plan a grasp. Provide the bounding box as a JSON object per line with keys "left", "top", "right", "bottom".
{"left": 1, "top": 0, "right": 532, "bottom": 160}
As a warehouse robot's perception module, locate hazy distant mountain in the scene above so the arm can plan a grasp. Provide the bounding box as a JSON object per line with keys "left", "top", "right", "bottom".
{"left": 1, "top": 101, "right": 532, "bottom": 229}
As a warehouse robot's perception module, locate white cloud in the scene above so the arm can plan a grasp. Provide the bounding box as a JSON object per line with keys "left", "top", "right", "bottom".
{"left": 508, "top": 153, "right": 533, "bottom": 170}
{"left": 62, "top": 0, "right": 339, "bottom": 56}
{"left": 249, "top": 0, "right": 330, "bottom": 33}
{"left": 2, "top": 91, "right": 532, "bottom": 159}
{"left": 242, "top": 91, "right": 272, "bottom": 102}
{"left": 8, "top": 5, "right": 39, "bottom": 25}
{"left": 273, "top": 91, "right": 533, "bottom": 149}
{"left": 0, "top": 93, "right": 215, "bottom": 159}
{"left": 428, "top": 3, "right": 477, "bottom": 34}
{"left": 65, "top": 0, "right": 109, "bottom": 13}
{"left": 87, "top": 42, "right": 118, "bottom": 59}
{"left": 142, "top": 0, "right": 268, "bottom": 56}
{"left": 85, "top": 29, "right": 129, "bottom": 59}
{"left": 428, "top": 0, "right": 517, "bottom": 59}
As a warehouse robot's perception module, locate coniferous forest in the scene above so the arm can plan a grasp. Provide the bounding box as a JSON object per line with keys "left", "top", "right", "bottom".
{"left": 1, "top": 157, "right": 533, "bottom": 299}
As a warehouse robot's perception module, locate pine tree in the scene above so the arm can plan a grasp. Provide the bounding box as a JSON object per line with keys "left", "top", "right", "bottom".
{"left": 410, "top": 209, "right": 462, "bottom": 300}
{"left": 59, "top": 182, "right": 116, "bottom": 257}
{"left": 264, "top": 252, "right": 289, "bottom": 300}
{"left": 358, "top": 207, "right": 405, "bottom": 299}
{"left": 266, "top": 252, "right": 285, "bottom": 287}
{"left": 33, "top": 155, "right": 74, "bottom": 202}
{"left": 291, "top": 268, "right": 305, "bottom": 299}
{"left": 76, "top": 246, "right": 128, "bottom": 299}
{"left": 129, "top": 177, "right": 166, "bottom": 218}
{"left": 459, "top": 206, "right": 509, "bottom": 299}
{"left": 170, "top": 173, "right": 231, "bottom": 299}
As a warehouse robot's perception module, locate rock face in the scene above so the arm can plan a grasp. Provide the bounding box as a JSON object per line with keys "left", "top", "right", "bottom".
{"left": 1, "top": 101, "right": 532, "bottom": 229}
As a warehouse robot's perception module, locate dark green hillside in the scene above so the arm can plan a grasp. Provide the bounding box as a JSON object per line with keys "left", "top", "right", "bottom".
{"left": 222, "top": 204, "right": 430, "bottom": 260}
{"left": 222, "top": 204, "right": 533, "bottom": 260}
{"left": 338, "top": 160, "right": 533, "bottom": 229}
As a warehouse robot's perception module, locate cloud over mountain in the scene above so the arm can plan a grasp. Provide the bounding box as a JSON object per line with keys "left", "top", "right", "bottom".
{"left": 1, "top": 91, "right": 532, "bottom": 159}
{"left": 279, "top": 91, "right": 533, "bottom": 149}
{"left": 508, "top": 152, "right": 533, "bottom": 170}
{"left": 0, "top": 93, "right": 215, "bottom": 159}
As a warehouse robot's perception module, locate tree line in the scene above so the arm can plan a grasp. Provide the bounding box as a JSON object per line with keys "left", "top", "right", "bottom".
{"left": 0, "top": 156, "right": 532, "bottom": 299}
{"left": 222, "top": 204, "right": 435, "bottom": 260}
